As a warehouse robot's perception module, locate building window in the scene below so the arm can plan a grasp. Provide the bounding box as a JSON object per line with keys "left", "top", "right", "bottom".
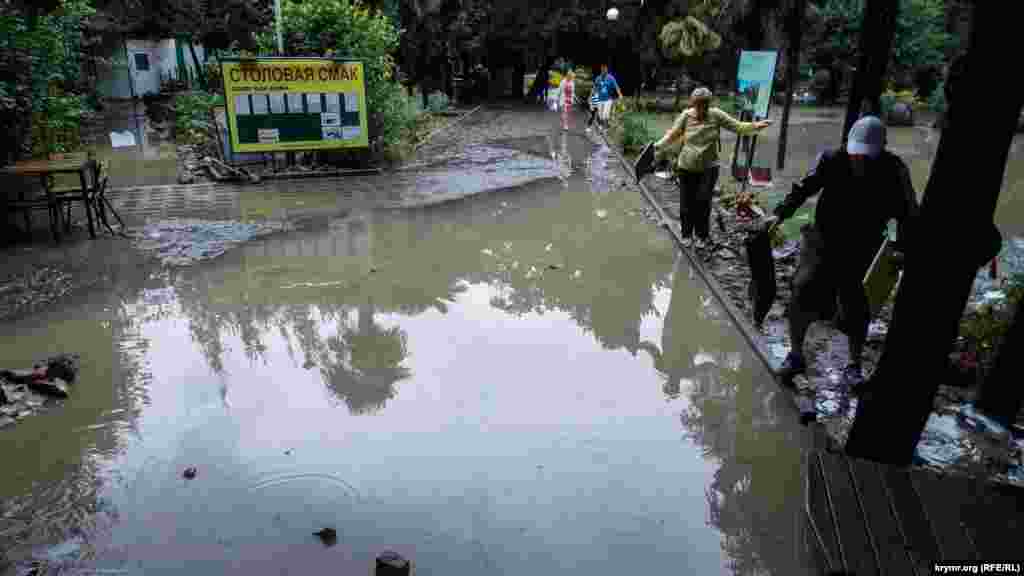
{"left": 134, "top": 53, "right": 150, "bottom": 71}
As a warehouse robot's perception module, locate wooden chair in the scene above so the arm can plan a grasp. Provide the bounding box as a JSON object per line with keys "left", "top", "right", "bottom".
{"left": 92, "top": 173, "right": 125, "bottom": 236}
{"left": 53, "top": 159, "right": 98, "bottom": 238}
{"left": 1, "top": 174, "right": 60, "bottom": 239}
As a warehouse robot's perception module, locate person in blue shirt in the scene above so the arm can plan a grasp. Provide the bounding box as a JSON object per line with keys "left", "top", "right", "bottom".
{"left": 593, "top": 63, "right": 623, "bottom": 131}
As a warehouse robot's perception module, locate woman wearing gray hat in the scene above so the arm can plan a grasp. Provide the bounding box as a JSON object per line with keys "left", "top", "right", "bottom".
{"left": 652, "top": 87, "right": 772, "bottom": 249}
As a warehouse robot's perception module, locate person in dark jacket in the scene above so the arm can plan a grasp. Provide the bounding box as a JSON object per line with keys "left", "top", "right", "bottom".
{"left": 762, "top": 116, "right": 919, "bottom": 387}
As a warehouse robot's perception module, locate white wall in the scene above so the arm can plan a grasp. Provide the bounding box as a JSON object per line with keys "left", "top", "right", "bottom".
{"left": 95, "top": 38, "right": 206, "bottom": 98}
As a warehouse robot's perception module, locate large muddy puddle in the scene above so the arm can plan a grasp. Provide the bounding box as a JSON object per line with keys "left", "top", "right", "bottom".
{"left": 1, "top": 134, "right": 816, "bottom": 574}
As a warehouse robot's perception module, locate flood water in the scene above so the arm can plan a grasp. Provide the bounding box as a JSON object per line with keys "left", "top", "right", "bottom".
{"left": 720, "top": 108, "right": 1024, "bottom": 238}
{"left": 1, "top": 128, "right": 815, "bottom": 574}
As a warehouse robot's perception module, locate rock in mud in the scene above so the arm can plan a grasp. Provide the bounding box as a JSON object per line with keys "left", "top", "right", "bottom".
{"left": 375, "top": 551, "right": 410, "bottom": 575}
{"left": 43, "top": 354, "right": 80, "bottom": 384}
{"left": 313, "top": 527, "right": 338, "bottom": 547}
{"left": 27, "top": 378, "right": 69, "bottom": 399}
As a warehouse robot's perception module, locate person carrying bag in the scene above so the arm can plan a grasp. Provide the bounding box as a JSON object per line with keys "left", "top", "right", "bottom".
{"left": 651, "top": 87, "right": 771, "bottom": 250}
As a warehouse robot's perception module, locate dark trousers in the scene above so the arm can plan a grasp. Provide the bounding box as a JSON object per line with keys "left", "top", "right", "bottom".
{"left": 586, "top": 105, "right": 599, "bottom": 127}
{"left": 677, "top": 167, "right": 719, "bottom": 240}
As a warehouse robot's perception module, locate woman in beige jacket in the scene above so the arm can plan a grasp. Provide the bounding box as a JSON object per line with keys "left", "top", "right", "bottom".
{"left": 654, "top": 87, "right": 772, "bottom": 248}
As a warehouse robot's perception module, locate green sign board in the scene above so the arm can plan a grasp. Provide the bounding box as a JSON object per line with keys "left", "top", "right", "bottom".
{"left": 736, "top": 51, "right": 778, "bottom": 120}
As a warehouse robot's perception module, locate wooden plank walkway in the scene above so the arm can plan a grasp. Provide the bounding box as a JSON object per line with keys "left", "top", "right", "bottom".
{"left": 805, "top": 448, "right": 1024, "bottom": 575}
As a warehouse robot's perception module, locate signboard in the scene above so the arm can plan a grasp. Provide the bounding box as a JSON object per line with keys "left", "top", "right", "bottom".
{"left": 736, "top": 50, "right": 778, "bottom": 120}
{"left": 221, "top": 58, "right": 369, "bottom": 153}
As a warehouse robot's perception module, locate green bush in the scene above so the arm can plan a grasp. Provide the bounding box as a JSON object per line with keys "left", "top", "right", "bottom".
{"left": 1, "top": 0, "right": 98, "bottom": 159}
{"left": 426, "top": 91, "right": 449, "bottom": 113}
{"left": 619, "top": 113, "right": 656, "bottom": 155}
{"left": 175, "top": 90, "right": 223, "bottom": 146}
{"left": 928, "top": 80, "right": 947, "bottom": 115}
{"left": 277, "top": 0, "right": 406, "bottom": 152}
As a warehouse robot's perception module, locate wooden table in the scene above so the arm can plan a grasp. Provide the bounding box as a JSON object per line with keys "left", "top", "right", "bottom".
{"left": 0, "top": 154, "right": 94, "bottom": 242}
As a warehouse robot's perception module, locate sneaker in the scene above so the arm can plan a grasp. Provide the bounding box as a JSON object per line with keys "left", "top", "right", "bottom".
{"left": 694, "top": 238, "right": 708, "bottom": 250}
{"left": 585, "top": 127, "right": 592, "bottom": 133}
{"left": 679, "top": 235, "right": 693, "bottom": 248}
{"left": 842, "top": 363, "right": 865, "bottom": 388}
{"left": 776, "top": 352, "right": 806, "bottom": 388}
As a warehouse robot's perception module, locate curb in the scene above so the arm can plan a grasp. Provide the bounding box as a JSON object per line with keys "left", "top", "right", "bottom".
{"left": 597, "top": 133, "right": 780, "bottom": 376}
{"left": 412, "top": 104, "right": 484, "bottom": 154}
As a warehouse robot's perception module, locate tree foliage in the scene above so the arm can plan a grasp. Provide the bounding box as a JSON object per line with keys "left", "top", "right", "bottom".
{"left": 808, "top": 0, "right": 956, "bottom": 90}
{"left": 660, "top": 15, "right": 722, "bottom": 59}
{"left": 269, "top": 0, "right": 413, "bottom": 150}
{"left": 0, "top": 0, "right": 99, "bottom": 160}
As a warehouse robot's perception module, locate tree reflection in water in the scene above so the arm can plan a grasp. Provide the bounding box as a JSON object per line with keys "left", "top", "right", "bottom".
{"left": 320, "top": 301, "right": 411, "bottom": 415}
{"left": 643, "top": 255, "right": 811, "bottom": 575}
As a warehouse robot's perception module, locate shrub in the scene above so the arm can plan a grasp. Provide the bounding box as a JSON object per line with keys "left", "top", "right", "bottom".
{"left": 928, "top": 80, "right": 947, "bottom": 115}
{"left": 426, "top": 90, "right": 449, "bottom": 113}
{"left": 277, "top": 0, "right": 405, "bottom": 151}
{"left": 175, "top": 90, "right": 223, "bottom": 147}
{"left": 618, "top": 113, "right": 656, "bottom": 155}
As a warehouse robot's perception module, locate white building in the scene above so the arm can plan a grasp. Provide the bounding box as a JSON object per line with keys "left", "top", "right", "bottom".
{"left": 96, "top": 37, "right": 207, "bottom": 99}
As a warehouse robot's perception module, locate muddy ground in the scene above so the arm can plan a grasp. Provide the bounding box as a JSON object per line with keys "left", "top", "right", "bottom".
{"left": 633, "top": 150, "right": 1024, "bottom": 488}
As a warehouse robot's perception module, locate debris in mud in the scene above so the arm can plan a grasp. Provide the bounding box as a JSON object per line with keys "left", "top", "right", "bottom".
{"left": 0, "top": 265, "right": 80, "bottom": 322}
{"left": 635, "top": 151, "right": 1024, "bottom": 488}
{"left": 313, "top": 527, "right": 338, "bottom": 547}
{"left": 130, "top": 219, "right": 295, "bottom": 267}
{"left": 376, "top": 551, "right": 411, "bottom": 575}
{"left": 183, "top": 467, "right": 197, "bottom": 480}
{"left": 595, "top": 209, "right": 608, "bottom": 219}
{"left": 27, "top": 378, "right": 69, "bottom": 399}
{"left": 0, "top": 355, "right": 81, "bottom": 430}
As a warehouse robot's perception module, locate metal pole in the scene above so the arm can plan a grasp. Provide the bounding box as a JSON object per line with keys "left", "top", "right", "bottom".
{"left": 275, "top": 0, "right": 284, "bottom": 55}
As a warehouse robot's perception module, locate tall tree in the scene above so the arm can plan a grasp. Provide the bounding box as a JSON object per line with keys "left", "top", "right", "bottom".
{"left": 844, "top": 2, "right": 1024, "bottom": 466}
{"left": 841, "top": 0, "right": 898, "bottom": 137}
{"left": 776, "top": 0, "right": 807, "bottom": 171}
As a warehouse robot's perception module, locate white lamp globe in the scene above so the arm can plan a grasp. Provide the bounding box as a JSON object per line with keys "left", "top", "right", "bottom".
{"left": 606, "top": 7, "right": 619, "bottom": 21}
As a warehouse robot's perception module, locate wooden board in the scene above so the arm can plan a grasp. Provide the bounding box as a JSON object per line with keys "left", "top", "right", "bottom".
{"left": 819, "top": 453, "right": 880, "bottom": 576}
{"left": 847, "top": 458, "right": 919, "bottom": 575}
{"left": 807, "top": 452, "right": 842, "bottom": 572}
{"left": 911, "top": 470, "right": 979, "bottom": 564}
{"left": 881, "top": 466, "right": 940, "bottom": 573}
{"left": 863, "top": 238, "right": 902, "bottom": 319}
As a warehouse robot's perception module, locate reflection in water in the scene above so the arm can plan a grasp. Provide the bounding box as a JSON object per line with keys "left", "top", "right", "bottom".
{"left": 320, "top": 301, "right": 411, "bottom": 415}
{"left": 1, "top": 127, "right": 816, "bottom": 574}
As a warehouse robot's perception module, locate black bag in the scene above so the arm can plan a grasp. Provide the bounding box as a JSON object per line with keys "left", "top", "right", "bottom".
{"left": 634, "top": 141, "right": 656, "bottom": 182}
{"left": 744, "top": 228, "right": 777, "bottom": 328}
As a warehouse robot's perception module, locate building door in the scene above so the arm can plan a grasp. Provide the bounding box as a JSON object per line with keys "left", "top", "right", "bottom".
{"left": 128, "top": 50, "right": 159, "bottom": 96}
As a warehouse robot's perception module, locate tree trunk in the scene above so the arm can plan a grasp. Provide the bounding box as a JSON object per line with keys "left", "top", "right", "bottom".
{"left": 777, "top": 0, "right": 807, "bottom": 171}
{"left": 975, "top": 305, "right": 1024, "bottom": 429}
{"left": 842, "top": 0, "right": 898, "bottom": 139}
{"left": 188, "top": 39, "right": 208, "bottom": 92}
{"left": 844, "top": 2, "right": 1024, "bottom": 466}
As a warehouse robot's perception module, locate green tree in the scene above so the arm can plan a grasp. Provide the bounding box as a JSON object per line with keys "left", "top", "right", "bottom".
{"left": 809, "top": 0, "right": 955, "bottom": 93}
{"left": 0, "top": 0, "right": 99, "bottom": 161}
{"left": 270, "top": 0, "right": 414, "bottom": 151}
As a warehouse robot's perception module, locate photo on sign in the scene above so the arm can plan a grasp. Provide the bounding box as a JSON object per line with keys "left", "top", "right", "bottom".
{"left": 344, "top": 92, "right": 358, "bottom": 113}
{"left": 287, "top": 93, "right": 304, "bottom": 113}
{"left": 235, "top": 94, "right": 251, "bottom": 115}
{"left": 322, "top": 126, "right": 342, "bottom": 140}
{"left": 321, "top": 112, "right": 340, "bottom": 127}
{"left": 257, "top": 128, "right": 280, "bottom": 143}
{"left": 306, "top": 93, "right": 322, "bottom": 113}
{"left": 269, "top": 92, "right": 286, "bottom": 114}
{"left": 325, "top": 93, "right": 341, "bottom": 114}
{"left": 252, "top": 94, "right": 270, "bottom": 115}
{"left": 342, "top": 126, "right": 361, "bottom": 140}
